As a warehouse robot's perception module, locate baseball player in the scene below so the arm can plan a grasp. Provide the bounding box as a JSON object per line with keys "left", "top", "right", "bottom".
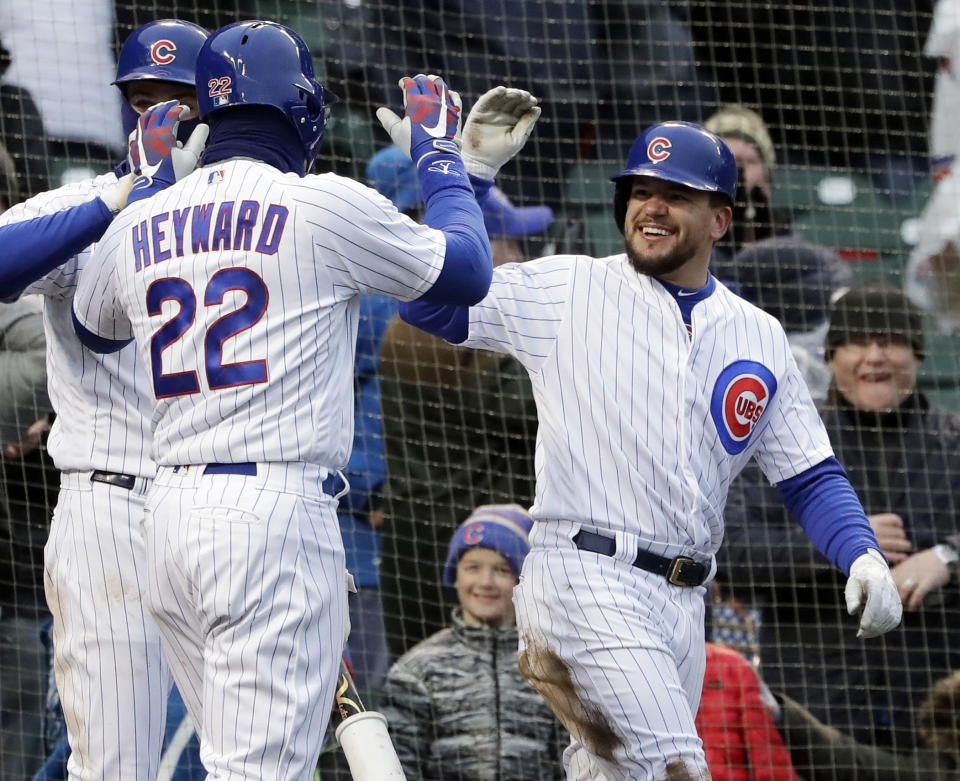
{"left": 397, "top": 120, "right": 904, "bottom": 779}
{"left": 0, "top": 19, "right": 208, "bottom": 780}
{"left": 70, "top": 20, "right": 540, "bottom": 780}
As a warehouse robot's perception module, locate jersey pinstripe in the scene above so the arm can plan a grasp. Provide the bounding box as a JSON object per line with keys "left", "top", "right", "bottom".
{"left": 463, "top": 253, "right": 833, "bottom": 558}
{"left": 73, "top": 159, "right": 446, "bottom": 469}
{"left": 0, "top": 173, "right": 155, "bottom": 478}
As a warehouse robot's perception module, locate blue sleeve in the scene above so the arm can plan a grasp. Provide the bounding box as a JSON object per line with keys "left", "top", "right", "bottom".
{"left": 775, "top": 456, "right": 880, "bottom": 575}
{"left": 395, "top": 172, "right": 496, "bottom": 341}
{"left": 0, "top": 198, "right": 113, "bottom": 299}
{"left": 415, "top": 156, "right": 492, "bottom": 306}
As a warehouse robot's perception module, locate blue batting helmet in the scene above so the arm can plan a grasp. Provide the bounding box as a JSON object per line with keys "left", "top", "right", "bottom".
{"left": 196, "top": 21, "right": 328, "bottom": 171}
{"left": 113, "top": 20, "right": 208, "bottom": 140}
{"left": 611, "top": 121, "right": 738, "bottom": 233}
{"left": 114, "top": 19, "right": 208, "bottom": 88}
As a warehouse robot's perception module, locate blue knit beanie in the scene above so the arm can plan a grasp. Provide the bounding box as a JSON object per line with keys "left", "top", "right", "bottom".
{"left": 442, "top": 504, "right": 534, "bottom": 586}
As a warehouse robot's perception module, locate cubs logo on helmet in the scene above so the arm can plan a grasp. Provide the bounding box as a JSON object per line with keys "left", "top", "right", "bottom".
{"left": 710, "top": 360, "right": 778, "bottom": 454}
{"left": 647, "top": 137, "right": 672, "bottom": 163}
{"left": 150, "top": 39, "right": 176, "bottom": 65}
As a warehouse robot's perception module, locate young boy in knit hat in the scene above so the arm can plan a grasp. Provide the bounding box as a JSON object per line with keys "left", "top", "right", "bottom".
{"left": 380, "top": 505, "right": 567, "bottom": 781}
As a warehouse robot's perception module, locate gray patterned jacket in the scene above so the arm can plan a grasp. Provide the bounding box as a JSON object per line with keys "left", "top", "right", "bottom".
{"left": 381, "top": 610, "right": 567, "bottom": 780}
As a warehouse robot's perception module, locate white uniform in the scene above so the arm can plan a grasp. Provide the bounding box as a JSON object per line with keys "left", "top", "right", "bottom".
{"left": 0, "top": 174, "right": 170, "bottom": 780}
{"left": 72, "top": 158, "right": 448, "bottom": 778}
{"left": 460, "top": 253, "right": 833, "bottom": 779}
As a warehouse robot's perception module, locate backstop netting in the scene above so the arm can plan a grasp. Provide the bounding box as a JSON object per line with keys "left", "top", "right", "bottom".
{"left": 1, "top": 1, "right": 957, "bottom": 778}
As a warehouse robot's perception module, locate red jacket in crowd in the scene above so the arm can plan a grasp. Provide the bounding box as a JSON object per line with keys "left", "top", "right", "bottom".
{"left": 696, "top": 643, "right": 798, "bottom": 781}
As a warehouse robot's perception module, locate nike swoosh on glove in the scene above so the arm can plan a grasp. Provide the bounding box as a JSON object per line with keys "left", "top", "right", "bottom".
{"left": 844, "top": 548, "right": 903, "bottom": 638}
{"left": 128, "top": 100, "right": 208, "bottom": 205}
{"left": 375, "top": 74, "right": 462, "bottom": 166}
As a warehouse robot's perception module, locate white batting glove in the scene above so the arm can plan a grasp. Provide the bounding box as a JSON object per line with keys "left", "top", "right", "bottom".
{"left": 461, "top": 86, "right": 541, "bottom": 180}
{"left": 172, "top": 123, "right": 209, "bottom": 181}
{"left": 844, "top": 549, "right": 903, "bottom": 638}
{"left": 99, "top": 172, "right": 135, "bottom": 213}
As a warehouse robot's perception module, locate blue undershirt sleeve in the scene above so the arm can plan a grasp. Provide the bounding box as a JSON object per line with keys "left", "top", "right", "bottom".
{"left": 775, "top": 456, "right": 881, "bottom": 575}
{"left": 0, "top": 198, "right": 114, "bottom": 300}
{"left": 414, "top": 159, "right": 492, "bottom": 307}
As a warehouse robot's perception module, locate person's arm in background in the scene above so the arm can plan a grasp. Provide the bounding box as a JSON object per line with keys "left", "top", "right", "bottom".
{"left": 732, "top": 655, "right": 798, "bottom": 781}
{"left": 774, "top": 693, "right": 960, "bottom": 780}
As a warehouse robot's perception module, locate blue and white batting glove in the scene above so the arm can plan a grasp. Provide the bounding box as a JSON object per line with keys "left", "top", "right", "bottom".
{"left": 844, "top": 548, "right": 903, "bottom": 638}
{"left": 376, "top": 74, "right": 463, "bottom": 166}
{"left": 128, "top": 100, "right": 208, "bottom": 205}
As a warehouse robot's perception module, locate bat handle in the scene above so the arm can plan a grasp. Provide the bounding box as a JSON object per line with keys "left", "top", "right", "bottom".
{"left": 335, "top": 658, "right": 365, "bottom": 722}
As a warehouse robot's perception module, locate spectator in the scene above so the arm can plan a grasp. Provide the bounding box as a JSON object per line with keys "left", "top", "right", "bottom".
{"left": 771, "top": 670, "right": 960, "bottom": 780}
{"left": 696, "top": 642, "right": 798, "bottom": 781}
{"left": 378, "top": 151, "right": 551, "bottom": 654}
{"left": 380, "top": 505, "right": 566, "bottom": 781}
{"left": 0, "top": 39, "right": 48, "bottom": 201}
{"left": 720, "top": 281, "right": 960, "bottom": 752}
{"left": 705, "top": 104, "right": 852, "bottom": 396}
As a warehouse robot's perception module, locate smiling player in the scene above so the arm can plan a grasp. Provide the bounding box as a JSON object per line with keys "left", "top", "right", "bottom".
{"left": 398, "top": 120, "right": 904, "bottom": 779}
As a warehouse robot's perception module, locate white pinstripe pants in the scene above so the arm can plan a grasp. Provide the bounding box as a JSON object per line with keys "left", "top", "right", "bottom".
{"left": 515, "top": 542, "right": 710, "bottom": 781}
{"left": 145, "top": 463, "right": 346, "bottom": 781}
{"left": 44, "top": 472, "right": 171, "bottom": 781}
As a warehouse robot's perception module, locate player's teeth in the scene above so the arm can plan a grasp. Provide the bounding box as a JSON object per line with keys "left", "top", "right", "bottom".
{"left": 643, "top": 227, "right": 669, "bottom": 235}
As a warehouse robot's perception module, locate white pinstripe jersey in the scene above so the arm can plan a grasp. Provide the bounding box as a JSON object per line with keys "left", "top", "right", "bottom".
{"left": 463, "top": 253, "right": 834, "bottom": 556}
{"left": 0, "top": 173, "right": 156, "bottom": 477}
{"left": 73, "top": 159, "right": 446, "bottom": 468}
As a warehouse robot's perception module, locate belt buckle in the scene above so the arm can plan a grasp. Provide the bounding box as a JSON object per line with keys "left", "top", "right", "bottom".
{"left": 667, "top": 556, "right": 697, "bottom": 586}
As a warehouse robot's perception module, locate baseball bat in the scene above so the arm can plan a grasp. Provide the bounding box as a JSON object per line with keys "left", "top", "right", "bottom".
{"left": 333, "top": 658, "right": 406, "bottom": 780}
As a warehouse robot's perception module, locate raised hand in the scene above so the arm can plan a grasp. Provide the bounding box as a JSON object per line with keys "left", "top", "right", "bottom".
{"left": 461, "top": 86, "right": 541, "bottom": 180}
{"left": 128, "top": 100, "right": 208, "bottom": 204}
{"left": 376, "top": 74, "right": 462, "bottom": 166}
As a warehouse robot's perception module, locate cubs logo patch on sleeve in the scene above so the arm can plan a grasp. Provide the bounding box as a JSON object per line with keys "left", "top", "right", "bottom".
{"left": 710, "top": 360, "right": 778, "bottom": 454}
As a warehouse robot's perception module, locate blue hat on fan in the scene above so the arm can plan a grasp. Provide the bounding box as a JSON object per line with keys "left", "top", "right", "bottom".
{"left": 442, "top": 504, "right": 534, "bottom": 586}
{"left": 366, "top": 146, "right": 422, "bottom": 213}
{"left": 365, "top": 146, "right": 553, "bottom": 237}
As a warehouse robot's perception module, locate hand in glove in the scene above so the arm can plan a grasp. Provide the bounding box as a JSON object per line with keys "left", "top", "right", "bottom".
{"left": 844, "top": 548, "right": 903, "bottom": 638}
{"left": 376, "top": 74, "right": 463, "bottom": 166}
{"left": 461, "top": 86, "right": 541, "bottom": 180}
{"left": 126, "top": 100, "right": 208, "bottom": 205}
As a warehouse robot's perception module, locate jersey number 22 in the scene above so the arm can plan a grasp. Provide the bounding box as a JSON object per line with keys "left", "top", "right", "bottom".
{"left": 147, "top": 268, "right": 268, "bottom": 398}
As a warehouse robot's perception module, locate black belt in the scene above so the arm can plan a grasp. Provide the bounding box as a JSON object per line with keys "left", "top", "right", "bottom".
{"left": 90, "top": 470, "right": 136, "bottom": 490}
{"left": 572, "top": 529, "right": 707, "bottom": 587}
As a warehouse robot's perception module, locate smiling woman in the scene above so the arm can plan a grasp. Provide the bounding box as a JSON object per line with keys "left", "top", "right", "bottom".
{"left": 825, "top": 282, "right": 925, "bottom": 413}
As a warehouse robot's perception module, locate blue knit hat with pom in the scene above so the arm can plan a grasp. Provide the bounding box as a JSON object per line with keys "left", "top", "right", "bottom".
{"left": 442, "top": 504, "right": 534, "bottom": 586}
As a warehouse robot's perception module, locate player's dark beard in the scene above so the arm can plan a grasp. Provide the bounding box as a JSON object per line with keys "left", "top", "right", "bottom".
{"left": 624, "top": 238, "right": 697, "bottom": 280}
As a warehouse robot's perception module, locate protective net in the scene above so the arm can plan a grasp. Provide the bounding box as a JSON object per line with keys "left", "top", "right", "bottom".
{"left": 1, "top": 1, "right": 958, "bottom": 778}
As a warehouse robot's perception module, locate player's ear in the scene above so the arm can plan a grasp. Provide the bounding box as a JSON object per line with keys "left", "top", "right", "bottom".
{"left": 710, "top": 202, "right": 733, "bottom": 242}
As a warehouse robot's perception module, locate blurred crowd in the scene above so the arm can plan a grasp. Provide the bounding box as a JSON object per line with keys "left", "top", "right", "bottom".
{"left": 0, "top": 1, "right": 958, "bottom": 780}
